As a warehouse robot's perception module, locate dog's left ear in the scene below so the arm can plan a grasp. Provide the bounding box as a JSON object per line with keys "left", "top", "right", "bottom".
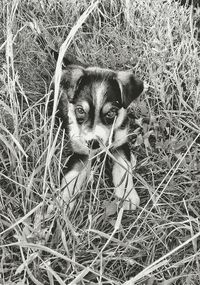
{"left": 117, "top": 71, "right": 144, "bottom": 108}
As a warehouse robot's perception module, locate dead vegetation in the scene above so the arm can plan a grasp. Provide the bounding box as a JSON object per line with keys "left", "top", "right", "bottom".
{"left": 0, "top": 0, "right": 200, "bottom": 284}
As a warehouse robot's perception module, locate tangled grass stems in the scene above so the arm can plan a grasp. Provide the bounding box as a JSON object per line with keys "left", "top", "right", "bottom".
{"left": 0, "top": 0, "right": 200, "bottom": 284}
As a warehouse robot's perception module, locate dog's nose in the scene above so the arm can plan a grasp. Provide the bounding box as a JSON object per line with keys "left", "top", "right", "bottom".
{"left": 88, "top": 139, "right": 100, "bottom": 149}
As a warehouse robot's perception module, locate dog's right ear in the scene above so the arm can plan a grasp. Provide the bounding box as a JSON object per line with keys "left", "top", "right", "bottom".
{"left": 59, "top": 65, "right": 85, "bottom": 102}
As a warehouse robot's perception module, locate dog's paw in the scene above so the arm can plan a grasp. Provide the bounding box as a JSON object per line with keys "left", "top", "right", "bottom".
{"left": 60, "top": 189, "right": 77, "bottom": 211}
{"left": 123, "top": 190, "right": 140, "bottom": 210}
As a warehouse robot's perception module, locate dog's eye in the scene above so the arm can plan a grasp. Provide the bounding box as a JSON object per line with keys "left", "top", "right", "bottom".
{"left": 76, "top": 107, "right": 85, "bottom": 115}
{"left": 106, "top": 108, "right": 118, "bottom": 119}
{"left": 75, "top": 107, "right": 86, "bottom": 121}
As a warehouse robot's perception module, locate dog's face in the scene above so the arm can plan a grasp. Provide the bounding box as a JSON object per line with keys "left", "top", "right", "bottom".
{"left": 58, "top": 66, "right": 143, "bottom": 154}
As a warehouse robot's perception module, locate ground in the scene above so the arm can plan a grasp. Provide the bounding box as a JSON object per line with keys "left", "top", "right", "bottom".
{"left": 0, "top": 0, "right": 200, "bottom": 284}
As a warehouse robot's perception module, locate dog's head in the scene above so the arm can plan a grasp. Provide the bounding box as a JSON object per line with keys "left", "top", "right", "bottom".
{"left": 57, "top": 65, "right": 144, "bottom": 154}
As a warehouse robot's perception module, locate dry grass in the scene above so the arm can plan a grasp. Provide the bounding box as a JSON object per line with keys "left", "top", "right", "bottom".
{"left": 0, "top": 0, "right": 200, "bottom": 284}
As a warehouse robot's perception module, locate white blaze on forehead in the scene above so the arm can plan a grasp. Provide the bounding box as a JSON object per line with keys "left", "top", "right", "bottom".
{"left": 93, "top": 81, "right": 107, "bottom": 119}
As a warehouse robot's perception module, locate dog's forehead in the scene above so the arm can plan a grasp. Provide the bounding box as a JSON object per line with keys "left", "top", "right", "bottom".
{"left": 74, "top": 68, "right": 122, "bottom": 106}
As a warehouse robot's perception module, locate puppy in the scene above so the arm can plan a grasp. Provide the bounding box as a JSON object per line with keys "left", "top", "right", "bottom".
{"left": 56, "top": 65, "right": 144, "bottom": 210}
{"left": 34, "top": 30, "right": 144, "bottom": 210}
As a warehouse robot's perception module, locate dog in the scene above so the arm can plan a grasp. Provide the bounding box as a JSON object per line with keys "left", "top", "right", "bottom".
{"left": 56, "top": 65, "right": 144, "bottom": 211}
{"left": 34, "top": 30, "right": 144, "bottom": 211}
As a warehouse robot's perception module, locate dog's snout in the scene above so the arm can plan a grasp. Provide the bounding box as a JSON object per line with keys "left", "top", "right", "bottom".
{"left": 88, "top": 139, "right": 100, "bottom": 150}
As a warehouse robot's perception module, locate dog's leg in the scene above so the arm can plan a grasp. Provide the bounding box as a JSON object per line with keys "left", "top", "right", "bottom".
{"left": 112, "top": 144, "right": 140, "bottom": 210}
{"left": 61, "top": 153, "right": 88, "bottom": 210}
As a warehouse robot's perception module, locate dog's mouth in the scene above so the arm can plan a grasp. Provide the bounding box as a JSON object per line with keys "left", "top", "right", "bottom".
{"left": 71, "top": 135, "right": 109, "bottom": 155}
